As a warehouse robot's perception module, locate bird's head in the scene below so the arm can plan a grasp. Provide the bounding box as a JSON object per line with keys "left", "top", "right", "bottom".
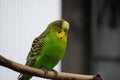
{"left": 47, "top": 20, "right": 69, "bottom": 41}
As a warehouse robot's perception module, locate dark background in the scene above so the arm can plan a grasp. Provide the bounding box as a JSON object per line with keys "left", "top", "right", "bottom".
{"left": 61, "top": 0, "right": 120, "bottom": 80}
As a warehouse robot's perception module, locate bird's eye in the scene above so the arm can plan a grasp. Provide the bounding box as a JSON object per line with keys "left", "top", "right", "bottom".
{"left": 64, "top": 29, "right": 67, "bottom": 32}
{"left": 58, "top": 31, "right": 61, "bottom": 33}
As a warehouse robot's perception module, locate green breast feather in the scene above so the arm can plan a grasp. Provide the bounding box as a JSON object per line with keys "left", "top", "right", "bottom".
{"left": 33, "top": 32, "right": 67, "bottom": 70}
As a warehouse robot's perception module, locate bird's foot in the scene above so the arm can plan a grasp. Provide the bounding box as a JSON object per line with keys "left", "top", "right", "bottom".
{"left": 40, "top": 67, "right": 48, "bottom": 77}
{"left": 40, "top": 67, "right": 58, "bottom": 78}
{"left": 52, "top": 69, "right": 58, "bottom": 78}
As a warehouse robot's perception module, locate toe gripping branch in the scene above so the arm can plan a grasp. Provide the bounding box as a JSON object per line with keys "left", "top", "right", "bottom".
{"left": 40, "top": 67, "right": 58, "bottom": 78}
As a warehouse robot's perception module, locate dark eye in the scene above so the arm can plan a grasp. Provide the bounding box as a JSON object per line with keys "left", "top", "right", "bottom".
{"left": 58, "top": 30, "right": 61, "bottom": 33}
{"left": 64, "top": 29, "right": 67, "bottom": 32}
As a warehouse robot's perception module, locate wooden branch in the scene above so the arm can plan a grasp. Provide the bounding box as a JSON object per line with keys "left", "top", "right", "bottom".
{"left": 0, "top": 55, "right": 102, "bottom": 80}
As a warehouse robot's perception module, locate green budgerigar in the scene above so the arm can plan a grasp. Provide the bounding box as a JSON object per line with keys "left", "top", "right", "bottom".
{"left": 18, "top": 20, "right": 69, "bottom": 80}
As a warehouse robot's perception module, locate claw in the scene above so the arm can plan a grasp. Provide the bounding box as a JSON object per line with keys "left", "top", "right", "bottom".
{"left": 40, "top": 67, "right": 58, "bottom": 78}
{"left": 52, "top": 69, "right": 58, "bottom": 78}
{"left": 40, "top": 67, "right": 48, "bottom": 77}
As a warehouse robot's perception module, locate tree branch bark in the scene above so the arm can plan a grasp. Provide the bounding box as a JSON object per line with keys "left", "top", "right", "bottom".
{"left": 0, "top": 55, "right": 102, "bottom": 80}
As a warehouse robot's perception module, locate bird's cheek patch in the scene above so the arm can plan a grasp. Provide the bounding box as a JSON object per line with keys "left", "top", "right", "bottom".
{"left": 56, "top": 31, "right": 67, "bottom": 41}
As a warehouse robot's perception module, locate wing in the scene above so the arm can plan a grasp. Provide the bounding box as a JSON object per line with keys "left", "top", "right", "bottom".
{"left": 25, "top": 31, "right": 48, "bottom": 66}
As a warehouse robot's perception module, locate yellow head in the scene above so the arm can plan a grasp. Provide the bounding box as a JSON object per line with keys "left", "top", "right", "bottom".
{"left": 47, "top": 20, "right": 69, "bottom": 41}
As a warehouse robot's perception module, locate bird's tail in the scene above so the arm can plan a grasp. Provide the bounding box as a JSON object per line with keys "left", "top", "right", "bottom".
{"left": 18, "top": 73, "right": 32, "bottom": 80}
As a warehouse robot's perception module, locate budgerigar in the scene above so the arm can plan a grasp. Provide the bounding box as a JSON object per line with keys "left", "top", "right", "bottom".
{"left": 18, "top": 20, "right": 69, "bottom": 80}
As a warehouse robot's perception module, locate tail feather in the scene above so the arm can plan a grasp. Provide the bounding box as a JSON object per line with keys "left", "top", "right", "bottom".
{"left": 18, "top": 74, "right": 24, "bottom": 80}
{"left": 18, "top": 74, "right": 32, "bottom": 80}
